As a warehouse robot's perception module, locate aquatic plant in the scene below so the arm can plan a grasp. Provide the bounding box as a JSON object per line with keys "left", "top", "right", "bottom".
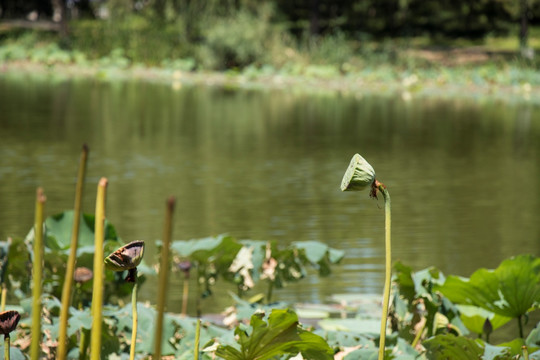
{"left": 171, "top": 236, "right": 344, "bottom": 312}
{"left": 436, "top": 254, "right": 540, "bottom": 339}
{"left": 0, "top": 310, "right": 21, "bottom": 360}
{"left": 216, "top": 308, "right": 333, "bottom": 360}
{"left": 90, "top": 178, "right": 108, "bottom": 360}
{"left": 154, "top": 196, "right": 176, "bottom": 359}
{"left": 74, "top": 266, "right": 93, "bottom": 360}
{"left": 30, "top": 188, "right": 46, "bottom": 360}
{"left": 341, "top": 153, "right": 391, "bottom": 360}
{"left": 58, "top": 144, "right": 89, "bottom": 360}
{"left": 105, "top": 240, "right": 145, "bottom": 360}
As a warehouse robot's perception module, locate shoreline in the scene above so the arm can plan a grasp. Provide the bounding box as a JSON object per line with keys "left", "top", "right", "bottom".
{"left": 1, "top": 60, "right": 538, "bottom": 105}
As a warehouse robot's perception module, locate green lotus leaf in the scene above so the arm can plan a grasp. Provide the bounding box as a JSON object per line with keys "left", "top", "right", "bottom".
{"left": 436, "top": 255, "right": 540, "bottom": 318}
{"left": 424, "top": 334, "right": 483, "bottom": 359}
{"left": 104, "top": 240, "right": 145, "bottom": 271}
{"left": 216, "top": 309, "right": 333, "bottom": 360}
{"left": 456, "top": 305, "right": 512, "bottom": 335}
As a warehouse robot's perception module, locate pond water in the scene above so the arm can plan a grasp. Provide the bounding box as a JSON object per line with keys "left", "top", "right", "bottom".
{"left": 0, "top": 73, "right": 539, "bottom": 316}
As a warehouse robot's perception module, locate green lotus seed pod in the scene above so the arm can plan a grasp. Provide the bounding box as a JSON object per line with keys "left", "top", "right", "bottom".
{"left": 105, "top": 240, "right": 145, "bottom": 271}
{"left": 341, "top": 154, "right": 376, "bottom": 192}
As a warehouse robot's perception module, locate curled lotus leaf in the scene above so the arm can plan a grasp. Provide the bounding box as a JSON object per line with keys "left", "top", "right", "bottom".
{"left": 341, "top": 154, "right": 376, "bottom": 192}
{"left": 105, "top": 240, "right": 145, "bottom": 271}
{"left": 0, "top": 310, "right": 20, "bottom": 335}
{"left": 74, "top": 267, "right": 93, "bottom": 283}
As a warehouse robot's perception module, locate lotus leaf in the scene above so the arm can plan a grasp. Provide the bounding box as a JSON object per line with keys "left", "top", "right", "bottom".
{"left": 436, "top": 255, "right": 540, "bottom": 318}
{"left": 456, "top": 305, "right": 511, "bottom": 335}
{"left": 423, "top": 334, "right": 483, "bottom": 359}
{"left": 216, "top": 309, "right": 333, "bottom": 360}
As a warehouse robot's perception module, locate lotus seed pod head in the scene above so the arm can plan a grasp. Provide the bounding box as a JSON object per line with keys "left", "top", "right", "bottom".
{"left": 105, "top": 240, "right": 145, "bottom": 271}
{"left": 0, "top": 310, "right": 20, "bottom": 335}
{"left": 74, "top": 267, "right": 93, "bottom": 283}
{"left": 341, "top": 154, "right": 376, "bottom": 192}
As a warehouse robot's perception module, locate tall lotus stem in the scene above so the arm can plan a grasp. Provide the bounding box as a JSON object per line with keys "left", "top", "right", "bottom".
{"left": 341, "top": 154, "right": 391, "bottom": 360}
{"left": 74, "top": 267, "right": 93, "bottom": 360}
{"left": 377, "top": 182, "right": 391, "bottom": 360}
{"left": 130, "top": 279, "right": 139, "bottom": 360}
{"left": 31, "top": 188, "right": 46, "bottom": 360}
{"left": 4, "top": 334, "right": 8, "bottom": 360}
{"left": 104, "top": 240, "right": 145, "bottom": 360}
{"left": 194, "top": 318, "right": 201, "bottom": 360}
{"left": 154, "top": 196, "right": 175, "bottom": 359}
{"left": 90, "top": 178, "right": 108, "bottom": 360}
{"left": 58, "top": 144, "right": 89, "bottom": 360}
{"left": 0, "top": 310, "right": 21, "bottom": 360}
{"left": 178, "top": 260, "right": 191, "bottom": 317}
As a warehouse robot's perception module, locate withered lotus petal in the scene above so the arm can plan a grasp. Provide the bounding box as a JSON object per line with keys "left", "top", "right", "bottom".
{"left": 104, "top": 240, "right": 145, "bottom": 271}
{"left": 74, "top": 267, "right": 93, "bottom": 283}
{"left": 0, "top": 310, "right": 20, "bottom": 335}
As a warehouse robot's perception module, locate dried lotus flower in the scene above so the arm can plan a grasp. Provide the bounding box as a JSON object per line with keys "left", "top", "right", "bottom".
{"left": 104, "top": 240, "right": 145, "bottom": 283}
{"left": 0, "top": 310, "right": 20, "bottom": 336}
{"left": 105, "top": 240, "right": 145, "bottom": 271}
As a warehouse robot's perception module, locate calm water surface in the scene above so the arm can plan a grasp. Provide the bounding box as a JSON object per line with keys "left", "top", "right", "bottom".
{"left": 0, "top": 73, "right": 539, "bottom": 314}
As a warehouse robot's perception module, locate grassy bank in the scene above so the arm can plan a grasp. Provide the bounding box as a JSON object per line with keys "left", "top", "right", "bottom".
{"left": 0, "top": 18, "right": 539, "bottom": 103}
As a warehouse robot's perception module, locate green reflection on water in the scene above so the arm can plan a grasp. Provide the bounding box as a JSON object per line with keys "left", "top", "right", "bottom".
{"left": 0, "top": 74, "right": 539, "bottom": 314}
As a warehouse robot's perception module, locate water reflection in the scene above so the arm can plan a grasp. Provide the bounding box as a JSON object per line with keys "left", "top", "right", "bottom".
{"left": 0, "top": 74, "right": 539, "bottom": 313}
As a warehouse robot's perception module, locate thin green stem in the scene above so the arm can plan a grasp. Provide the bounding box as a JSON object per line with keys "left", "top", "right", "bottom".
{"left": 411, "top": 318, "right": 425, "bottom": 349}
{"left": 518, "top": 315, "right": 524, "bottom": 339}
{"left": 31, "top": 188, "right": 46, "bottom": 360}
{"left": 194, "top": 318, "right": 201, "bottom": 360}
{"left": 154, "top": 196, "right": 175, "bottom": 359}
{"left": 181, "top": 276, "right": 189, "bottom": 317}
{"left": 522, "top": 345, "right": 530, "bottom": 360}
{"left": 266, "top": 281, "right": 274, "bottom": 304}
{"left": 79, "top": 328, "right": 89, "bottom": 360}
{"left": 90, "top": 178, "right": 108, "bottom": 360}
{"left": 59, "top": 144, "right": 89, "bottom": 360}
{"left": 1, "top": 283, "right": 6, "bottom": 312}
{"left": 4, "top": 335, "right": 10, "bottom": 360}
{"left": 130, "top": 276, "right": 139, "bottom": 360}
{"left": 378, "top": 186, "right": 391, "bottom": 360}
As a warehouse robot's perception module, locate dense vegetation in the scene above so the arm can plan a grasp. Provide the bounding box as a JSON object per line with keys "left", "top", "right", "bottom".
{"left": 0, "top": 0, "right": 539, "bottom": 73}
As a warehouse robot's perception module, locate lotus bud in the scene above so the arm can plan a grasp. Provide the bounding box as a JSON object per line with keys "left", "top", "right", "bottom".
{"left": 0, "top": 311, "right": 20, "bottom": 336}
{"left": 177, "top": 260, "right": 191, "bottom": 279}
{"left": 483, "top": 318, "right": 493, "bottom": 337}
{"left": 341, "top": 154, "right": 376, "bottom": 192}
{"left": 74, "top": 267, "right": 93, "bottom": 284}
{"left": 104, "top": 240, "right": 145, "bottom": 283}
